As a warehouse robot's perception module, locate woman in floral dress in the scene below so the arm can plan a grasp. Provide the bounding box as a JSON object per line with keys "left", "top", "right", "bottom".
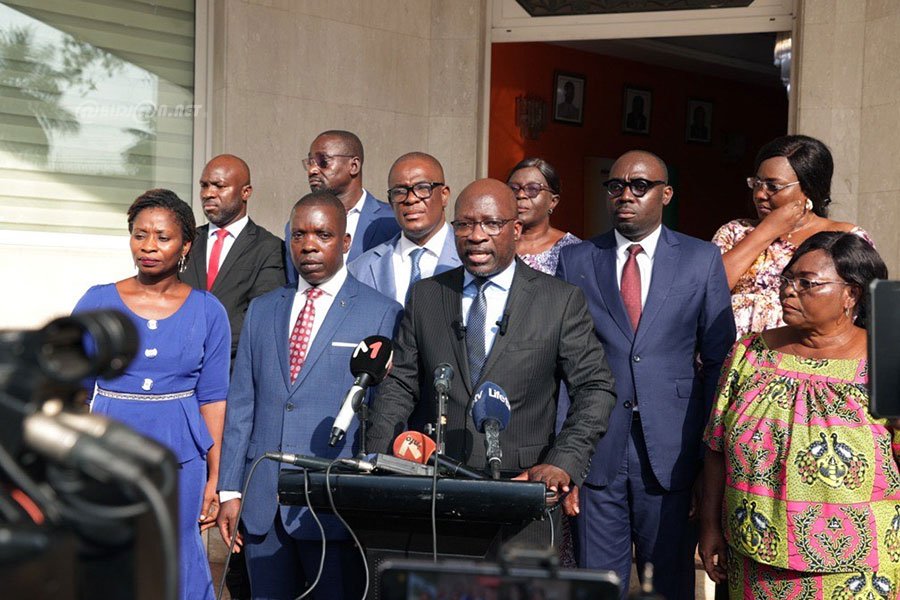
{"left": 699, "top": 232, "right": 899, "bottom": 599}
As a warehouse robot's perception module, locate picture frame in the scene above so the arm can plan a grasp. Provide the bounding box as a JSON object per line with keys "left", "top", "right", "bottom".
{"left": 553, "top": 71, "right": 585, "bottom": 125}
{"left": 685, "top": 99, "right": 713, "bottom": 143}
{"left": 622, "top": 87, "right": 651, "bottom": 135}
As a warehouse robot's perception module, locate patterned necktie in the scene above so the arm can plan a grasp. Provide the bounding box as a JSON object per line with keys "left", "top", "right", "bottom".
{"left": 288, "top": 287, "right": 323, "bottom": 383}
{"left": 206, "top": 228, "right": 229, "bottom": 290}
{"left": 466, "top": 277, "right": 488, "bottom": 388}
{"left": 621, "top": 244, "right": 643, "bottom": 331}
{"left": 406, "top": 247, "right": 426, "bottom": 302}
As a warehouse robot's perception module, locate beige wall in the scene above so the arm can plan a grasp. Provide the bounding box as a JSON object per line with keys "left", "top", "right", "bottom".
{"left": 794, "top": 0, "right": 900, "bottom": 273}
{"left": 209, "top": 0, "right": 487, "bottom": 235}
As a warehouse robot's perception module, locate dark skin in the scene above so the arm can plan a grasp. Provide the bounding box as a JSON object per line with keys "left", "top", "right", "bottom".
{"left": 199, "top": 154, "right": 251, "bottom": 228}
{"left": 455, "top": 179, "right": 576, "bottom": 515}
{"left": 699, "top": 249, "right": 864, "bottom": 583}
{"left": 507, "top": 166, "right": 565, "bottom": 256}
{"left": 121, "top": 207, "right": 225, "bottom": 532}
{"left": 216, "top": 200, "right": 350, "bottom": 553}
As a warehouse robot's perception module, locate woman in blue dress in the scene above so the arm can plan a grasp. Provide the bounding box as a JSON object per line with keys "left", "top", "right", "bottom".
{"left": 74, "top": 189, "right": 230, "bottom": 600}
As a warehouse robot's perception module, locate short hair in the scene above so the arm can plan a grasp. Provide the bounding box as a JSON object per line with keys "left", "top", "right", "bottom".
{"left": 317, "top": 130, "right": 364, "bottom": 164}
{"left": 290, "top": 191, "right": 347, "bottom": 234}
{"left": 389, "top": 152, "right": 445, "bottom": 183}
{"left": 507, "top": 157, "right": 561, "bottom": 195}
{"left": 784, "top": 231, "right": 887, "bottom": 329}
{"left": 755, "top": 135, "right": 833, "bottom": 217}
{"left": 127, "top": 189, "right": 196, "bottom": 262}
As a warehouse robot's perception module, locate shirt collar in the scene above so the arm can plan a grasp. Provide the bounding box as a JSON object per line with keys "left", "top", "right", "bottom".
{"left": 463, "top": 258, "right": 516, "bottom": 292}
{"left": 396, "top": 222, "right": 449, "bottom": 259}
{"left": 209, "top": 214, "right": 249, "bottom": 238}
{"left": 614, "top": 225, "right": 662, "bottom": 260}
{"left": 347, "top": 190, "right": 367, "bottom": 215}
{"left": 296, "top": 264, "right": 348, "bottom": 297}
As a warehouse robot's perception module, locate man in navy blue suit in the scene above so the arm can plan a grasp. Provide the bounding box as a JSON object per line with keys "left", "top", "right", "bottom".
{"left": 556, "top": 150, "right": 735, "bottom": 600}
{"left": 218, "top": 191, "right": 402, "bottom": 599}
{"left": 348, "top": 152, "right": 460, "bottom": 304}
{"left": 285, "top": 130, "right": 399, "bottom": 282}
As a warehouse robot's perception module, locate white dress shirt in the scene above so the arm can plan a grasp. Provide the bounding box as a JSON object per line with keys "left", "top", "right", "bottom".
{"left": 614, "top": 225, "right": 662, "bottom": 309}
{"left": 344, "top": 190, "right": 368, "bottom": 254}
{"left": 219, "top": 266, "right": 349, "bottom": 502}
{"left": 461, "top": 260, "right": 516, "bottom": 358}
{"left": 390, "top": 223, "right": 450, "bottom": 304}
{"left": 206, "top": 214, "right": 249, "bottom": 271}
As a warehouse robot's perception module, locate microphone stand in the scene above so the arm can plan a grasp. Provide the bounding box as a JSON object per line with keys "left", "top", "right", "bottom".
{"left": 435, "top": 387, "right": 447, "bottom": 456}
{"left": 357, "top": 403, "right": 368, "bottom": 457}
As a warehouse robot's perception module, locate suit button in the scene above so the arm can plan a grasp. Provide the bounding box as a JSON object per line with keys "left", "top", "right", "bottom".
{"left": 285, "top": 403, "right": 294, "bottom": 412}
{"left": 623, "top": 401, "right": 632, "bottom": 409}
{"left": 632, "top": 355, "right": 641, "bottom": 362}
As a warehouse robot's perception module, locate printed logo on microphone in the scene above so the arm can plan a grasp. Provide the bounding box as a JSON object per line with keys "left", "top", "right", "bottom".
{"left": 353, "top": 338, "right": 385, "bottom": 359}
{"left": 473, "top": 384, "right": 510, "bottom": 411}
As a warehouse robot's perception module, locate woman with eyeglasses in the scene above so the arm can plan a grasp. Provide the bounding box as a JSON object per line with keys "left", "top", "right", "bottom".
{"left": 712, "top": 135, "right": 874, "bottom": 337}
{"left": 699, "top": 231, "right": 900, "bottom": 599}
{"left": 506, "top": 158, "right": 580, "bottom": 274}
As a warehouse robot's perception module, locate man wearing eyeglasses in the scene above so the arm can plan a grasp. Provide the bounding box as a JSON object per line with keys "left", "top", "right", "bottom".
{"left": 284, "top": 130, "right": 400, "bottom": 283}
{"left": 556, "top": 150, "right": 735, "bottom": 600}
{"left": 367, "top": 178, "right": 617, "bottom": 550}
{"left": 347, "top": 152, "right": 461, "bottom": 304}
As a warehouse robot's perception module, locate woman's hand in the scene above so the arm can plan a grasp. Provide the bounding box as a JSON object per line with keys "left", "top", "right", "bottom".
{"left": 698, "top": 524, "right": 728, "bottom": 584}
{"left": 758, "top": 198, "right": 806, "bottom": 239}
{"left": 198, "top": 478, "right": 219, "bottom": 531}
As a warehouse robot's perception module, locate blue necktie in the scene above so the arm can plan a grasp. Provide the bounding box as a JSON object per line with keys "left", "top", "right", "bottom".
{"left": 466, "top": 277, "right": 488, "bottom": 388}
{"left": 407, "top": 248, "right": 426, "bottom": 302}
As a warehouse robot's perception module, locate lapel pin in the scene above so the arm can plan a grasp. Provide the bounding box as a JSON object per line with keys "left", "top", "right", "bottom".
{"left": 340, "top": 300, "right": 347, "bottom": 307}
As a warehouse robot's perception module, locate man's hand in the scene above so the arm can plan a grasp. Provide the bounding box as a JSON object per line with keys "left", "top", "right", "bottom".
{"left": 216, "top": 498, "right": 243, "bottom": 553}
{"left": 561, "top": 485, "right": 580, "bottom": 517}
{"left": 513, "top": 463, "right": 571, "bottom": 506}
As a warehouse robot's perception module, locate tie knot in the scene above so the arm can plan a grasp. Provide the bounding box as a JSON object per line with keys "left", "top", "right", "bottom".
{"left": 306, "top": 287, "right": 323, "bottom": 300}
{"left": 214, "top": 228, "right": 229, "bottom": 241}
{"left": 627, "top": 244, "right": 643, "bottom": 257}
{"left": 472, "top": 276, "right": 488, "bottom": 292}
{"left": 410, "top": 247, "right": 425, "bottom": 264}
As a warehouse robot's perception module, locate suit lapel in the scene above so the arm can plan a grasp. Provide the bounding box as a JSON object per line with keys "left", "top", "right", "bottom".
{"left": 594, "top": 233, "right": 634, "bottom": 340}
{"left": 275, "top": 286, "right": 295, "bottom": 390}
{"left": 636, "top": 227, "right": 679, "bottom": 344}
{"left": 442, "top": 269, "right": 470, "bottom": 396}
{"left": 185, "top": 227, "right": 208, "bottom": 286}
{"left": 292, "top": 276, "right": 357, "bottom": 390}
{"left": 371, "top": 244, "right": 397, "bottom": 300}
{"left": 436, "top": 225, "right": 462, "bottom": 273}
{"left": 212, "top": 220, "right": 256, "bottom": 292}
{"left": 480, "top": 261, "right": 530, "bottom": 382}
{"left": 350, "top": 192, "right": 376, "bottom": 257}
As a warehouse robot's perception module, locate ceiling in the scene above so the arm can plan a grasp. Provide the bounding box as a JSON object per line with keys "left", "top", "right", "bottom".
{"left": 553, "top": 32, "right": 785, "bottom": 87}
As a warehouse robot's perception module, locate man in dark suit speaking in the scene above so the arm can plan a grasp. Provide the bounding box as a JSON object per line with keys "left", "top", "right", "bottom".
{"left": 366, "top": 178, "right": 617, "bottom": 545}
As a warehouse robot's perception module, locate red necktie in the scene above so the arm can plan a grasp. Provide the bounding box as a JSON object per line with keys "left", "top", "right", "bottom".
{"left": 206, "top": 228, "right": 229, "bottom": 290}
{"left": 621, "top": 244, "right": 643, "bottom": 331}
{"left": 288, "top": 287, "right": 323, "bottom": 383}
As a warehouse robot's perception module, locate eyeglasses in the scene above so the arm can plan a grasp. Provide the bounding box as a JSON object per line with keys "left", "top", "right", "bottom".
{"left": 450, "top": 219, "right": 515, "bottom": 236}
{"left": 603, "top": 178, "right": 666, "bottom": 198}
{"left": 508, "top": 182, "right": 555, "bottom": 199}
{"left": 746, "top": 177, "right": 801, "bottom": 196}
{"left": 302, "top": 152, "right": 355, "bottom": 170}
{"left": 387, "top": 182, "right": 444, "bottom": 205}
{"left": 778, "top": 275, "right": 850, "bottom": 293}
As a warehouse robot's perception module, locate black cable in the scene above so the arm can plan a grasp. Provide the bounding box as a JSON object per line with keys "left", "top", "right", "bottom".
{"left": 132, "top": 472, "right": 178, "bottom": 600}
{"left": 324, "top": 460, "right": 369, "bottom": 600}
{"left": 0, "top": 440, "right": 61, "bottom": 523}
{"left": 294, "top": 469, "right": 326, "bottom": 600}
{"left": 45, "top": 465, "right": 152, "bottom": 521}
{"left": 430, "top": 445, "right": 439, "bottom": 562}
{"left": 216, "top": 454, "right": 267, "bottom": 600}
{"left": 0, "top": 491, "right": 23, "bottom": 522}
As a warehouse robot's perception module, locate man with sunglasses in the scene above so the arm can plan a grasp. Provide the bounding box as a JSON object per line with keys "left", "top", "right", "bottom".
{"left": 284, "top": 130, "right": 400, "bottom": 282}
{"left": 367, "top": 178, "right": 616, "bottom": 551}
{"left": 556, "top": 150, "right": 735, "bottom": 600}
{"left": 347, "top": 152, "right": 461, "bottom": 305}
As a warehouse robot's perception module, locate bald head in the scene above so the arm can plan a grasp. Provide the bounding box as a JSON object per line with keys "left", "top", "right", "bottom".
{"left": 453, "top": 178, "right": 521, "bottom": 277}
{"left": 200, "top": 154, "right": 253, "bottom": 227}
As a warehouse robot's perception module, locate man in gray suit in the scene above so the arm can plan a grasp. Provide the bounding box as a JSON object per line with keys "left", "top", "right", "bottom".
{"left": 367, "top": 179, "right": 617, "bottom": 545}
{"left": 348, "top": 152, "right": 460, "bottom": 304}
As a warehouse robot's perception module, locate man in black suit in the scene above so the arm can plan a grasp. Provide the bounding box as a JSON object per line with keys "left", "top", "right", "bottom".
{"left": 367, "top": 179, "right": 616, "bottom": 545}
{"left": 182, "top": 154, "right": 286, "bottom": 360}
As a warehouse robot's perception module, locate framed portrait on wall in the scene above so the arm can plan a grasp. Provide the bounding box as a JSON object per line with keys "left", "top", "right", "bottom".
{"left": 553, "top": 71, "right": 585, "bottom": 125}
{"left": 686, "top": 99, "right": 713, "bottom": 143}
{"left": 622, "top": 87, "right": 651, "bottom": 135}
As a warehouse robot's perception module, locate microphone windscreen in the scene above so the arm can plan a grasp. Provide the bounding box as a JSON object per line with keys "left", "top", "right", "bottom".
{"left": 470, "top": 381, "right": 511, "bottom": 432}
{"left": 392, "top": 431, "right": 436, "bottom": 464}
{"left": 349, "top": 335, "right": 393, "bottom": 383}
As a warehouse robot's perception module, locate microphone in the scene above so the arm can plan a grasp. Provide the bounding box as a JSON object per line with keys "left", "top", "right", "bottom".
{"left": 264, "top": 452, "right": 374, "bottom": 473}
{"left": 392, "top": 431, "right": 485, "bottom": 480}
{"left": 433, "top": 363, "right": 454, "bottom": 395}
{"left": 451, "top": 320, "right": 466, "bottom": 340}
{"left": 496, "top": 312, "right": 509, "bottom": 336}
{"left": 329, "top": 335, "right": 393, "bottom": 447}
{"left": 470, "top": 381, "right": 511, "bottom": 480}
